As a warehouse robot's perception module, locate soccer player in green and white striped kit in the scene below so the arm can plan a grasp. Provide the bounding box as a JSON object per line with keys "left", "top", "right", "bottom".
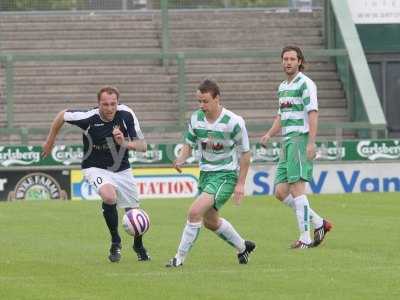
{"left": 166, "top": 79, "right": 255, "bottom": 267}
{"left": 261, "top": 46, "right": 332, "bottom": 249}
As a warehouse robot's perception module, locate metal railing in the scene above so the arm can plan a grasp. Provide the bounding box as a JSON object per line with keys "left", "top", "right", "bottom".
{"left": 1, "top": 49, "right": 345, "bottom": 128}
{"left": 0, "top": 0, "right": 323, "bottom": 11}
{"left": 0, "top": 48, "right": 388, "bottom": 144}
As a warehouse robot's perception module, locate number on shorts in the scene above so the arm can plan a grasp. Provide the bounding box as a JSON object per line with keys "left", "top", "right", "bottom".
{"left": 93, "top": 176, "right": 103, "bottom": 188}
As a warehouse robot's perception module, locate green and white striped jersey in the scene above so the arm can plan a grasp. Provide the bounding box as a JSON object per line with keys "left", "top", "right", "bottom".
{"left": 277, "top": 72, "right": 318, "bottom": 137}
{"left": 185, "top": 108, "right": 250, "bottom": 172}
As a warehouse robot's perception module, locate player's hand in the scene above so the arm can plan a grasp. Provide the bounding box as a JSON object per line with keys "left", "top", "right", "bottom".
{"left": 233, "top": 183, "right": 245, "bottom": 205}
{"left": 260, "top": 134, "right": 270, "bottom": 148}
{"left": 306, "top": 142, "right": 316, "bottom": 160}
{"left": 41, "top": 139, "right": 54, "bottom": 157}
{"left": 173, "top": 159, "right": 184, "bottom": 173}
{"left": 112, "top": 127, "right": 125, "bottom": 146}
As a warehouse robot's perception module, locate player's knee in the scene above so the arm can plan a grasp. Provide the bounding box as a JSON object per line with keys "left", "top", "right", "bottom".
{"left": 102, "top": 196, "right": 116, "bottom": 205}
{"left": 187, "top": 208, "right": 202, "bottom": 223}
{"left": 203, "top": 218, "right": 219, "bottom": 231}
{"left": 274, "top": 190, "right": 286, "bottom": 201}
{"left": 99, "top": 185, "right": 117, "bottom": 204}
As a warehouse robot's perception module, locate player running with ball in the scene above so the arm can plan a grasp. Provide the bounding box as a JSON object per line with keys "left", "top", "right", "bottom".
{"left": 42, "top": 86, "right": 151, "bottom": 262}
{"left": 166, "top": 79, "right": 255, "bottom": 267}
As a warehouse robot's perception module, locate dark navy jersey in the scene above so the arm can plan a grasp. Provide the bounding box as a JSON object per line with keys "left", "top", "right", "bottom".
{"left": 64, "top": 104, "right": 144, "bottom": 172}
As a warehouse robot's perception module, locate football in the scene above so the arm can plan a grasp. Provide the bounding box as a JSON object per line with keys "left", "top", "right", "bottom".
{"left": 122, "top": 208, "right": 151, "bottom": 237}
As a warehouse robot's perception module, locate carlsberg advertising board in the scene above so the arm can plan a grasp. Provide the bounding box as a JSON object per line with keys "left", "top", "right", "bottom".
{"left": 1, "top": 140, "right": 399, "bottom": 168}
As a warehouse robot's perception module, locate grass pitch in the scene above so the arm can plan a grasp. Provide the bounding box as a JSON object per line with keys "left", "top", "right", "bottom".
{"left": 1, "top": 193, "right": 399, "bottom": 300}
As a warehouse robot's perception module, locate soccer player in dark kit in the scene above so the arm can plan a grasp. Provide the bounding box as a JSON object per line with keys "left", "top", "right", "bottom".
{"left": 42, "top": 86, "right": 150, "bottom": 262}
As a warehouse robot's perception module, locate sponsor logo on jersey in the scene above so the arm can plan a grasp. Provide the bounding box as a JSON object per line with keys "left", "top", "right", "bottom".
{"left": 280, "top": 100, "right": 294, "bottom": 109}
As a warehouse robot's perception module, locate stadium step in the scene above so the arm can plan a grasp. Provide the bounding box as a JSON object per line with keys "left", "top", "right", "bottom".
{"left": 0, "top": 9, "right": 350, "bottom": 144}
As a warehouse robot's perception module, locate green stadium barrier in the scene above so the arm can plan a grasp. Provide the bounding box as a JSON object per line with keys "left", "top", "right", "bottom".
{"left": 1, "top": 139, "right": 398, "bottom": 169}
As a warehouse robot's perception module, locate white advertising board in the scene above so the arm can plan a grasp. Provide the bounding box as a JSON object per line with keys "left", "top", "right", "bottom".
{"left": 71, "top": 163, "right": 400, "bottom": 201}
{"left": 348, "top": 0, "right": 400, "bottom": 24}
{"left": 246, "top": 162, "right": 400, "bottom": 195}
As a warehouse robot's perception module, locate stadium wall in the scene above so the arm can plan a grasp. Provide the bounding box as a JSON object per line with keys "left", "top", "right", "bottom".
{"left": 357, "top": 24, "right": 400, "bottom": 53}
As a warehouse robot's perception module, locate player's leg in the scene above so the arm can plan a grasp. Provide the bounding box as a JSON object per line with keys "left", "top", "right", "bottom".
{"left": 203, "top": 208, "right": 255, "bottom": 264}
{"left": 204, "top": 208, "right": 245, "bottom": 251}
{"left": 290, "top": 182, "right": 332, "bottom": 248}
{"left": 166, "top": 192, "right": 213, "bottom": 267}
{"left": 289, "top": 136, "right": 332, "bottom": 247}
{"left": 100, "top": 185, "right": 123, "bottom": 261}
{"left": 289, "top": 180, "right": 313, "bottom": 247}
{"left": 274, "top": 144, "right": 310, "bottom": 247}
{"left": 84, "top": 167, "right": 122, "bottom": 262}
{"left": 275, "top": 182, "right": 291, "bottom": 204}
{"left": 277, "top": 186, "right": 325, "bottom": 233}
{"left": 279, "top": 192, "right": 322, "bottom": 226}
{"left": 285, "top": 138, "right": 314, "bottom": 248}
{"left": 116, "top": 169, "right": 150, "bottom": 261}
{"left": 202, "top": 171, "right": 255, "bottom": 264}
{"left": 99, "top": 184, "right": 120, "bottom": 244}
{"left": 274, "top": 142, "right": 293, "bottom": 207}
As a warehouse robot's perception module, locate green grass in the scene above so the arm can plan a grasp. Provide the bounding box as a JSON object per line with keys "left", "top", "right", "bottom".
{"left": 1, "top": 194, "right": 399, "bottom": 300}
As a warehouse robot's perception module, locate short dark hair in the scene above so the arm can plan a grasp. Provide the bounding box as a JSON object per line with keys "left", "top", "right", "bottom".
{"left": 97, "top": 86, "right": 120, "bottom": 101}
{"left": 197, "top": 79, "right": 220, "bottom": 99}
{"left": 281, "top": 45, "right": 306, "bottom": 71}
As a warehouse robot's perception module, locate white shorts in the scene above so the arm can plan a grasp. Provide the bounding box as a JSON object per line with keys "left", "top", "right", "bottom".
{"left": 83, "top": 167, "right": 139, "bottom": 209}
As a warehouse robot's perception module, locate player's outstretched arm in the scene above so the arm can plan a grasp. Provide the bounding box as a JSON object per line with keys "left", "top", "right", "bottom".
{"left": 173, "top": 144, "right": 192, "bottom": 173}
{"left": 233, "top": 151, "right": 251, "bottom": 205}
{"left": 42, "top": 109, "right": 67, "bottom": 157}
{"left": 260, "top": 115, "right": 281, "bottom": 146}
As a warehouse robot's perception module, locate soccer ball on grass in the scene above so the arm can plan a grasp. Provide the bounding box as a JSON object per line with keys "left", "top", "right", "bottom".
{"left": 122, "top": 208, "right": 150, "bottom": 237}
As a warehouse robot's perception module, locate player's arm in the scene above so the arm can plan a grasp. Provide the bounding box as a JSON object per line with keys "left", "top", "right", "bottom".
{"left": 260, "top": 115, "right": 281, "bottom": 146}
{"left": 233, "top": 117, "right": 251, "bottom": 205}
{"left": 172, "top": 116, "right": 197, "bottom": 173}
{"left": 118, "top": 138, "right": 147, "bottom": 153}
{"left": 173, "top": 144, "right": 192, "bottom": 173}
{"left": 42, "top": 109, "right": 67, "bottom": 157}
{"left": 307, "top": 110, "right": 318, "bottom": 159}
{"left": 43, "top": 108, "right": 93, "bottom": 157}
{"left": 234, "top": 150, "right": 251, "bottom": 205}
{"left": 304, "top": 79, "right": 319, "bottom": 160}
{"left": 112, "top": 126, "right": 147, "bottom": 152}
{"left": 308, "top": 110, "right": 318, "bottom": 144}
{"left": 114, "top": 106, "right": 148, "bottom": 152}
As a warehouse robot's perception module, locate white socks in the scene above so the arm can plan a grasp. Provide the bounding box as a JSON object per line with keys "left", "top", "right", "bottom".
{"left": 283, "top": 194, "right": 323, "bottom": 229}
{"left": 283, "top": 194, "right": 295, "bottom": 209}
{"left": 215, "top": 218, "right": 246, "bottom": 253}
{"left": 176, "top": 221, "right": 202, "bottom": 262}
{"left": 293, "top": 195, "right": 312, "bottom": 244}
{"left": 175, "top": 218, "right": 246, "bottom": 263}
